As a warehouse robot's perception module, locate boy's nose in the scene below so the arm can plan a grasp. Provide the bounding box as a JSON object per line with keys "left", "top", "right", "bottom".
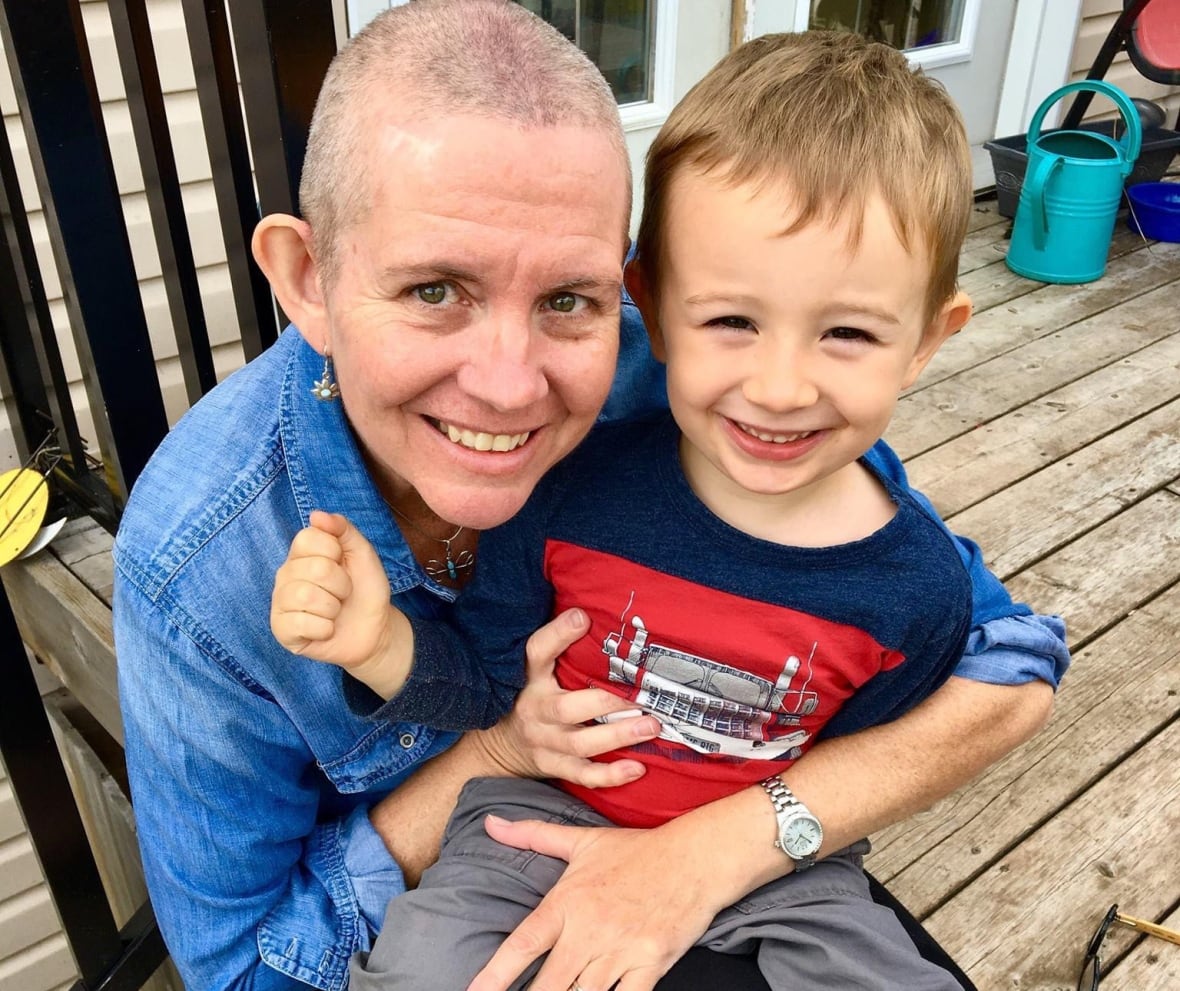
{"left": 454, "top": 313, "right": 549, "bottom": 412}
{"left": 742, "top": 345, "right": 820, "bottom": 411}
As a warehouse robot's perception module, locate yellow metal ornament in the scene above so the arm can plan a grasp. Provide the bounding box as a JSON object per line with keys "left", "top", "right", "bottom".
{"left": 0, "top": 467, "right": 49, "bottom": 566}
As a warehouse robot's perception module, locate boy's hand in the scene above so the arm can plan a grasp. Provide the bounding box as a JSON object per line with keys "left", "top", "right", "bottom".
{"left": 271, "top": 510, "right": 412, "bottom": 698}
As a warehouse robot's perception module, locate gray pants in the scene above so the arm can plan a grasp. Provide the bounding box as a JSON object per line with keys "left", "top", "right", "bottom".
{"left": 351, "top": 777, "right": 960, "bottom": 991}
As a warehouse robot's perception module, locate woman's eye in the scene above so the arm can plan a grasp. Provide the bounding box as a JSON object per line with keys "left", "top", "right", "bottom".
{"left": 414, "top": 282, "right": 453, "bottom": 305}
{"left": 547, "top": 292, "right": 582, "bottom": 313}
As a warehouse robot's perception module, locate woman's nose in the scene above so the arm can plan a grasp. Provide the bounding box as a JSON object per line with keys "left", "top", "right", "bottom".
{"left": 454, "top": 314, "right": 549, "bottom": 412}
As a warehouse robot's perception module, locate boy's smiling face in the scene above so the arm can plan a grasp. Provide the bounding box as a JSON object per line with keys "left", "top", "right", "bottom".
{"left": 628, "top": 167, "right": 969, "bottom": 522}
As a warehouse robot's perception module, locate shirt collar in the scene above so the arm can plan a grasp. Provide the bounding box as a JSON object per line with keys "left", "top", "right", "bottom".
{"left": 278, "top": 326, "right": 455, "bottom": 599}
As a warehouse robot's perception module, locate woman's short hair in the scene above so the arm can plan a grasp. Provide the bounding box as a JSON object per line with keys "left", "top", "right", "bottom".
{"left": 300, "top": 0, "right": 629, "bottom": 284}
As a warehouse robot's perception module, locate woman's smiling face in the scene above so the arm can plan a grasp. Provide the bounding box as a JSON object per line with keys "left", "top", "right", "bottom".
{"left": 317, "top": 114, "right": 631, "bottom": 529}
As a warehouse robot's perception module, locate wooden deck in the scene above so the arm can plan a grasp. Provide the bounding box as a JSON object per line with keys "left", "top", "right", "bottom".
{"left": 871, "top": 199, "right": 1180, "bottom": 990}
{"left": 3, "top": 196, "right": 1179, "bottom": 989}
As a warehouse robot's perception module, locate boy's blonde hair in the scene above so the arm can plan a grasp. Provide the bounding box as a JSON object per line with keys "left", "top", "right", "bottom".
{"left": 636, "top": 31, "right": 971, "bottom": 317}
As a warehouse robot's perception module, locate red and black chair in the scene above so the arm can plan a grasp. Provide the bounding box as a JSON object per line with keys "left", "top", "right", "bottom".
{"left": 1063, "top": 0, "right": 1180, "bottom": 130}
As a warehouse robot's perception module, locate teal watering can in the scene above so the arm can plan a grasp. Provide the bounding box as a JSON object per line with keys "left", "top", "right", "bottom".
{"left": 1006, "top": 81, "right": 1141, "bottom": 284}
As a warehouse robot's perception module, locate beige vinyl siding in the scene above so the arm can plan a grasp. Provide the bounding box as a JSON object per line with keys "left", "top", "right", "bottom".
{"left": 1071, "top": 0, "right": 1180, "bottom": 122}
{"left": 0, "top": 0, "right": 246, "bottom": 475}
{"left": 0, "top": 759, "right": 75, "bottom": 991}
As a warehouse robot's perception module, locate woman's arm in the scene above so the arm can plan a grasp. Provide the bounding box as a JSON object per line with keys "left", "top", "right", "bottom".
{"left": 467, "top": 674, "right": 1052, "bottom": 991}
{"left": 368, "top": 608, "right": 662, "bottom": 886}
{"left": 117, "top": 577, "right": 381, "bottom": 990}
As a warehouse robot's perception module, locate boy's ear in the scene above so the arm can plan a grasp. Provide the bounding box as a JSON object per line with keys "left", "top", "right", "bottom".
{"left": 902, "top": 290, "right": 972, "bottom": 390}
{"left": 251, "top": 214, "right": 330, "bottom": 352}
{"left": 624, "top": 257, "right": 667, "bottom": 363}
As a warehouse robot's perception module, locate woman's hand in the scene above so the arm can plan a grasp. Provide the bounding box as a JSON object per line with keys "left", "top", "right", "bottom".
{"left": 472, "top": 607, "right": 661, "bottom": 787}
{"left": 467, "top": 814, "right": 731, "bottom": 991}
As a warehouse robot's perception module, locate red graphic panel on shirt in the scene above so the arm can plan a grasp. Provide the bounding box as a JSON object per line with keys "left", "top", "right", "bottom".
{"left": 544, "top": 540, "right": 905, "bottom": 827}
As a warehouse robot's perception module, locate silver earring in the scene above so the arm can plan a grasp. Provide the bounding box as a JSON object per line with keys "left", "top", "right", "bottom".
{"left": 311, "top": 351, "right": 340, "bottom": 401}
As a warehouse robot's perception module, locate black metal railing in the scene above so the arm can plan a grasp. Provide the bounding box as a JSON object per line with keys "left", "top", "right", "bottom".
{"left": 0, "top": 2, "right": 335, "bottom": 987}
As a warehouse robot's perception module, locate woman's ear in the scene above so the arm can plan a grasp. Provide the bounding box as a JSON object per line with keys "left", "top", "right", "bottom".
{"left": 624, "top": 257, "right": 666, "bottom": 363}
{"left": 251, "top": 215, "right": 329, "bottom": 351}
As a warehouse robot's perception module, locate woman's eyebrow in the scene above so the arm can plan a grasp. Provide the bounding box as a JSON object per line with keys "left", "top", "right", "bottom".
{"left": 380, "top": 263, "right": 480, "bottom": 285}
{"left": 551, "top": 275, "right": 622, "bottom": 295}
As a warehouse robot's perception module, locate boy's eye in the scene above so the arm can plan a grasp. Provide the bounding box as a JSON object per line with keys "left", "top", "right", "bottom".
{"left": 413, "top": 282, "right": 456, "bottom": 305}
{"left": 825, "top": 326, "right": 875, "bottom": 343}
{"left": 709, "top": 315, "right": 754, "bottom": 330}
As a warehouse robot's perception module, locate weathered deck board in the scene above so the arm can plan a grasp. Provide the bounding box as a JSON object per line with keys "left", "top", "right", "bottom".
{"left": 906, "top": 332, "right": 1180, "bottom": 516}
{"left": 909, "top": 237, "right": 1180, "bottom": 393}
{"left": 3, "top": 550, "right": 121, "bottom": 744}
{"left": 924, "top": 718, "right": 1180, "bottom": 989}
{"left": 966, "top": 202, "right": 1008, "bottom": 235}
{"left": 889, "top": 280, "right": 1180, "bottom": 459}
{"left": 947, "top": 399, "right": 1180, "bottom": 579}
{"left": 1004, "top": 492, "right": 1180, "bottom": 646}
{"left": 868, "top": 546, "right": 1180, "bottom": 898}
{"left": 52, "top": 517, "right": 116, "bottom": 605}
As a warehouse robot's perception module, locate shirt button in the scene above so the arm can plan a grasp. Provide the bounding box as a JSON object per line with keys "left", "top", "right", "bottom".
{"left": 399, "top": 732, "right": 416, "bottom": 750}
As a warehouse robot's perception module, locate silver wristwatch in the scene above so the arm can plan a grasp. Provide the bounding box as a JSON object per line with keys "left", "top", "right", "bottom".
{"left": 761, "top": 775, "right": 823, "bottom": 870}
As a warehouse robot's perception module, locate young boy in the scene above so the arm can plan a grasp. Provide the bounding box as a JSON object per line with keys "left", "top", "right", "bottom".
{"left": 274, "top": 31, "right": 981, "bottom": 990}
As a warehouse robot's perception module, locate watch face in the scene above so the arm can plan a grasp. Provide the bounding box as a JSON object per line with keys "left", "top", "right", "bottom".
{"left": 782, "top": 816, "right": 822, "bottom": 856}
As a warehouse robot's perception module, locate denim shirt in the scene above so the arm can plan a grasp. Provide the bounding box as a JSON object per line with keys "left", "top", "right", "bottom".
{"left": 114, "top": 310, "right": 1067, "bottom": 990}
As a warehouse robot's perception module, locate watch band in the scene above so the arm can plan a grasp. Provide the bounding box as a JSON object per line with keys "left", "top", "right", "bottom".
{"left": 761, "top": 774, "right": 800, "bottom": 816}
{"left": 760, "top": 774, "right": 822, "bottom": 870}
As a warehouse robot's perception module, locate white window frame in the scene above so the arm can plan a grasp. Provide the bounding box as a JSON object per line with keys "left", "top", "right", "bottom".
{"left": 791, "top": 0, "right": 982, "bottom": 69}
{"left": 619, "top": 0, "right": 678, "bottom": 131}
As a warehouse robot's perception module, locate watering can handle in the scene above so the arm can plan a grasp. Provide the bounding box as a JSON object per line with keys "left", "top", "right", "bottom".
{"left": 1023, "top": 152, "right": 1063, "bottom": 252}
{"left": 1025, "top": 81, "right": 1142, "bottom": 172}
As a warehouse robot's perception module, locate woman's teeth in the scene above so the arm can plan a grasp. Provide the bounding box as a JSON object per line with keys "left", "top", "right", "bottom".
{"left": 737, "top": 423, "right": 815, "bottom": 444}
{"left": 435, "top": 420, "right": 530, "bottom": 452}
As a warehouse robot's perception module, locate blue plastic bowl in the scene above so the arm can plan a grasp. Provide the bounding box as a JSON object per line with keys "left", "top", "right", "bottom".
{"left": 1126, "top": 182, "right": 1180, "bottom": 242}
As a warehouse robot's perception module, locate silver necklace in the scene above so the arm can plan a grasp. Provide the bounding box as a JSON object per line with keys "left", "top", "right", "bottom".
{"left": 385, "top": 501, "right": 475, "bottom": 581}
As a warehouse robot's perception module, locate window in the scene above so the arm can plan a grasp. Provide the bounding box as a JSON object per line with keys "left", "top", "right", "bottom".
{"left": 514, "top": 1, "right": 656, "bottom": 106}
{"left": 807, "top": 0, "right": 967, "bottom": 52}
{"left": 345, "top": 1, "right": 657, "bottom": 108}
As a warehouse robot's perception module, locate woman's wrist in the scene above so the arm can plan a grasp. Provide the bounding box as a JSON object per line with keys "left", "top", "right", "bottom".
{"left": 465, "top": 721, "right": 537, "bottom": 779}
{"left": 655, "top": 784, "right": 796, "bottom": 914}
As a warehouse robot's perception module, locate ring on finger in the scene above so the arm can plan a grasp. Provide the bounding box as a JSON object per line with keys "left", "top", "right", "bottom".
{"left": 570, "top": 984, "right": 586, "bottom": 991}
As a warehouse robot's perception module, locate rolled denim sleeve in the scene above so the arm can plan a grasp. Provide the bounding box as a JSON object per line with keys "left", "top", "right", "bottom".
{"left": 258, "top": 807, "right": 407, "bottom": 985}
{"left": 957, "top": 612, "right": 1070, "bottom": 686}
{"left": 864, "top": 440, "right": 1071, "bottom": 688}
{"left": 115, "top": 575, "right": 403, "bottom": 991}
{"left": 338, "top": 805, "right": 407, "bottom": 935}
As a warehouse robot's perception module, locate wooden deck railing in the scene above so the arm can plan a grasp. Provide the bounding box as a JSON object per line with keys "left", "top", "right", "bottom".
{"left": 0, "top": 3, "right": 335, "bottom": 987}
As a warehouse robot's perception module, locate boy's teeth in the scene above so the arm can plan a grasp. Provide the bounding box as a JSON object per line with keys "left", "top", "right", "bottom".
{"left": 438, "top": 420, "right": 530, "bottom": 452}
{"left": 738, "top": 423, "right": 814, "bottom": 444}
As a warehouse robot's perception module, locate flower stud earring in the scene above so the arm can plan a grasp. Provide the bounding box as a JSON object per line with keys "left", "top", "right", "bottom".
{"left": 311, "top": 351, "right": 340, "bottom": 401}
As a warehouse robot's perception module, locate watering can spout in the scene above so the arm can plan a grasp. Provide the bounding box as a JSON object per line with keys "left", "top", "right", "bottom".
{"left": 1006, "top": 81, "right": 1141, "bottom": 285}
